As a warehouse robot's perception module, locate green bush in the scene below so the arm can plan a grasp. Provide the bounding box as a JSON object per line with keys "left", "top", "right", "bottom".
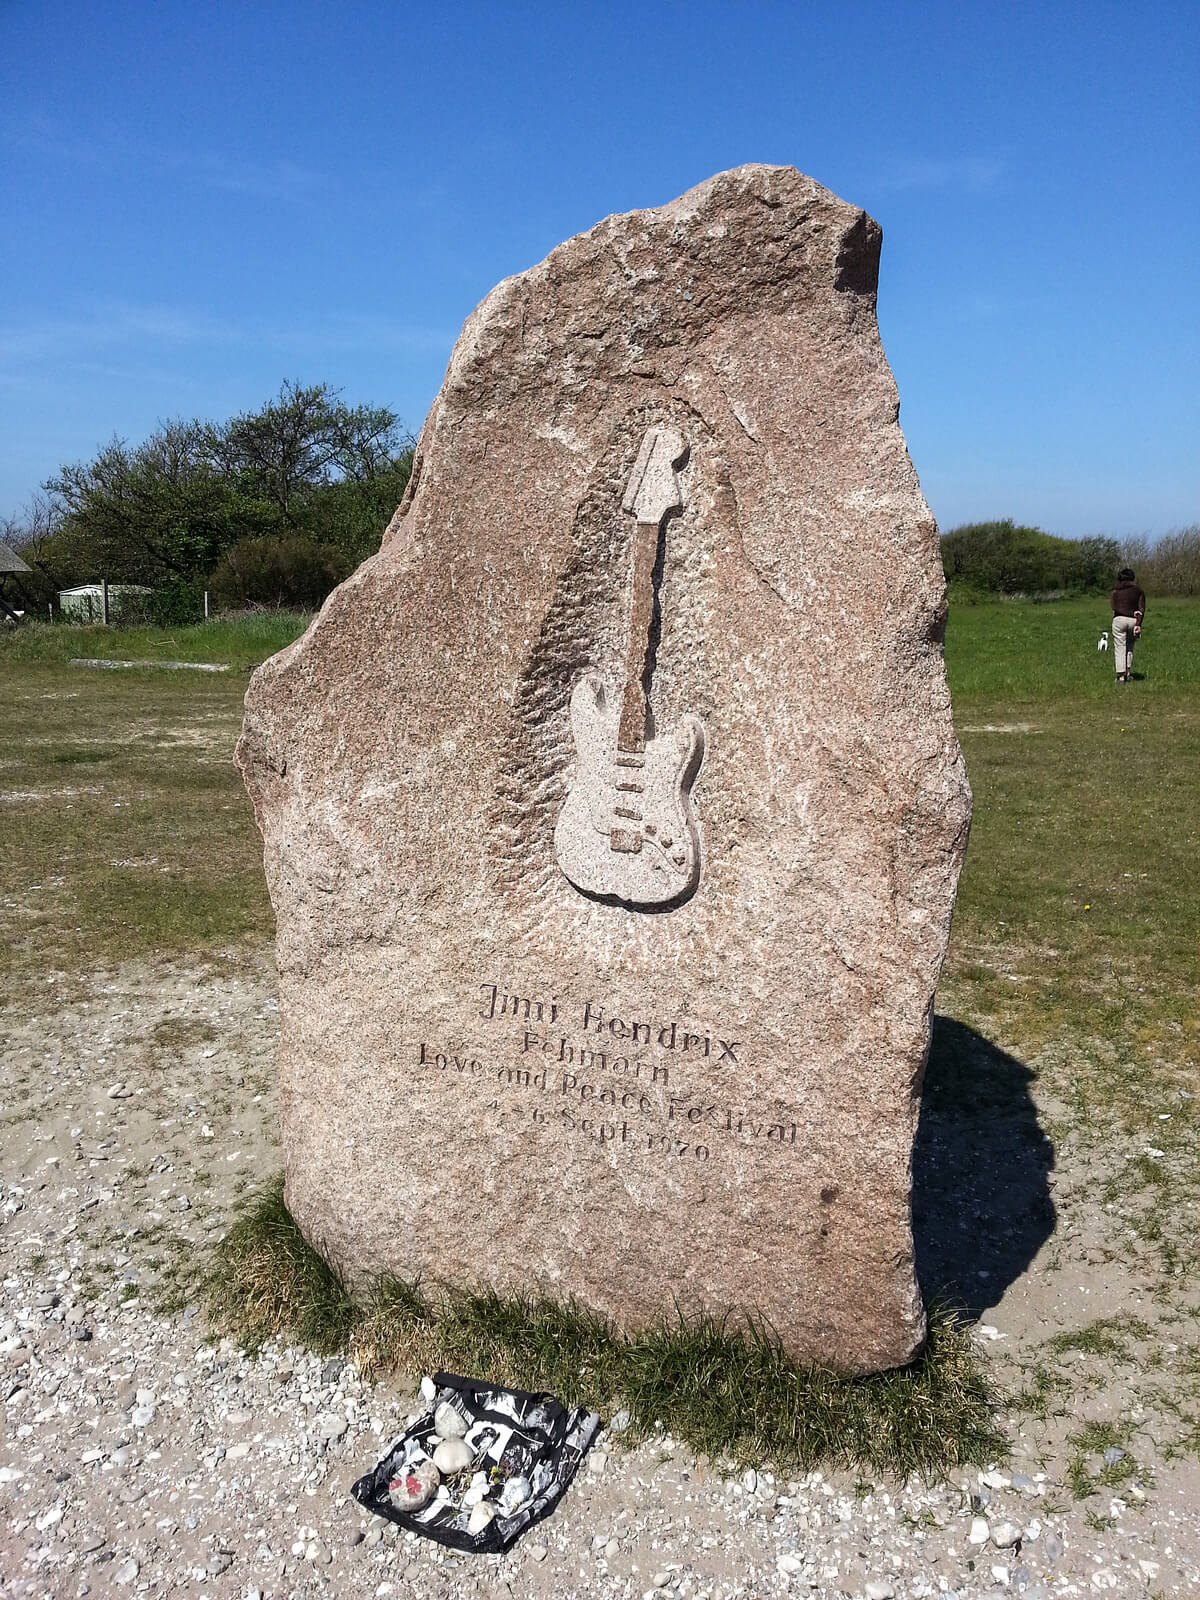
{"left": 143, "top": 578, "right": 206, "bottom": 626}
{"left": 941, "top": 521, "right": 1120, "bottom": 595}
{"left": 209, "top": 533, "right": 348, "bottom": 611}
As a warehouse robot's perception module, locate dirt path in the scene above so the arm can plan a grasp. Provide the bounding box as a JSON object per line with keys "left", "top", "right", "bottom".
{"left": 2, "top": 958, "right": 1198, "bottom": 1599}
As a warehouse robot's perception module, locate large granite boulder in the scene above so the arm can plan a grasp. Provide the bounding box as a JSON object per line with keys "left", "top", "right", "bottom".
{"left": 237, "top": 164, "right": 970, "bottom": 1375}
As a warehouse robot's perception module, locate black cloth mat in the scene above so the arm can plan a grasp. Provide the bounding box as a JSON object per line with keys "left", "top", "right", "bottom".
{"left": 351, "top": 1371, "right": 602, "bottom": 1554}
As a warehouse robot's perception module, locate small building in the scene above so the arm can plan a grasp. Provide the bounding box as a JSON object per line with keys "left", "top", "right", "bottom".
{"left": 57, "top": 583, "right": 152, "bottom": 623}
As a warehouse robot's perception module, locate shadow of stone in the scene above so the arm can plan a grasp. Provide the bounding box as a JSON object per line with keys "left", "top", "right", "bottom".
{"left": 913, "top": 1016, "right": 1056, "bottom": 1321}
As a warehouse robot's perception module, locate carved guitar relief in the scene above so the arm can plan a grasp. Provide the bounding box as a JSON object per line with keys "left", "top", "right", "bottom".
{"left": 554, "top": 426, "right": 705, "bottom": 909}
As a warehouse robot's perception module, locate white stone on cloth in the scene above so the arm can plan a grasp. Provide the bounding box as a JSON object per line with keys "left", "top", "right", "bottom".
{"left": 431, "top": 1437, "right": 473, "bottom": 1475}
{"left": 433, "top": 1400, "right": 468, "bottom": 1439}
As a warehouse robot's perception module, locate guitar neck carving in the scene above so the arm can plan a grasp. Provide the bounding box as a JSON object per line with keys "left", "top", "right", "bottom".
{"left": 554, "top": 426, "right": 705, "bottom": 909}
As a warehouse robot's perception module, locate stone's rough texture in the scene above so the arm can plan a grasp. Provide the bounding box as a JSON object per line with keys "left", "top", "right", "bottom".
{"left": 388, "top": 1459, "right": 439, "bottom": 1513}
{"left": 237, "top": 164, "right": 971, "bottom": 1375}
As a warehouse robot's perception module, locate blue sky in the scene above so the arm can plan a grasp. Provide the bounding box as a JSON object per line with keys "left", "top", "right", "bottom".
{"left": 2, "top": 0, "right": 1196, "bottom": 537}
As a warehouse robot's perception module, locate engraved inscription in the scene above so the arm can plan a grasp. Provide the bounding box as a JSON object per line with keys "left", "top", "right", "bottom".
{"left": 479, "top": 984, "right": 742, "bottom": 1070}
{"left": 479, "top": 983, "right": 560, "bottom": 1024}
{"left": 554, "top": 425, "right": 705, "bottom": 910}
{"left": 408, "top": 981, "right": 796, "bottom": 1175}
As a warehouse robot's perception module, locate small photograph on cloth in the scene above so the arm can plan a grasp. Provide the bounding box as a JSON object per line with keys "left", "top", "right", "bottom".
{"left": 351, "top": 1371, "right": 602, "bottom": 1554}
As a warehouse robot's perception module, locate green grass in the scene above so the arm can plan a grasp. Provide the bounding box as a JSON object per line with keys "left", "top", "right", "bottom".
{"left": 944, "top": 593, "right": 1200, "bottom": 698}
{"left": 1064, "top": 1420, "right": 1138, "bottom": 1501}
{"left": 207, "top": 1175, "right": 1003, "bottom": 1478}
{"left": 1, "top": 612, "right": 310, "bottom": 669}
{"left": 0, "top": 615, "right": 308, "bottom": 985}
{"left": 939, "top": 598, "right": 1200, "bottom": 1297}
{"left": 941, "top": 596, "right": 1200, "bottom": 1111}
{"left": 1047, "top": 1316, "right": 1152, "bottom": 1361}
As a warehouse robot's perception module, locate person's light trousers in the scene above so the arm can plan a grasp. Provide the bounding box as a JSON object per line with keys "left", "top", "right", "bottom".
{"left": 1112, "top": 615, "right": 1137, "bottom": 676}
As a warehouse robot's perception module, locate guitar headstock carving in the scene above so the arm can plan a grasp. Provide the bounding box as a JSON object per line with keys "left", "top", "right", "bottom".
{"left": 621, "top": 426, "right": 687, "bottom": 526}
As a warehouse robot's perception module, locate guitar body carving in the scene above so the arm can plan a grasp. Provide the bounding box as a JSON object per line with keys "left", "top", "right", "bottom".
{"left": 555, "top": 673, "right": 704, "bottom": 909}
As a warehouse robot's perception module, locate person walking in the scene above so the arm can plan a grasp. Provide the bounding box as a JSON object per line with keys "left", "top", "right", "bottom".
{"left": 1110, "top": 566, "right": 1146, "bottom": 683}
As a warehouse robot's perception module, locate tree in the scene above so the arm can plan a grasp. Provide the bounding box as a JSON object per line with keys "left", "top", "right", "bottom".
{"left": 45, "top": 420, "right": 244, "bottom": 583}
{"left": 208, "top": 381, "right": 405, "bottom": 524}
{"left": 2, "top": 491, "right": 67, "bottom": 609}
{"left": 36, "top": 381, "right": 413, "bottom": 606}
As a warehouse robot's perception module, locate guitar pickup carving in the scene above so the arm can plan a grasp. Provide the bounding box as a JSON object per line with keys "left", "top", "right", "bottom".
{"left": 616, "top": 779, "right": 644, "bottom": 794}
{"left": 614, "top": 804, "right": 642, "bottom": 821}
{"left": 614, "top": 752, "right": 645, "bottom": 769}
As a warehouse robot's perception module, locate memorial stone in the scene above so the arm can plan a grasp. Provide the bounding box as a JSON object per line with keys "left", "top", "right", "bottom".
{"left": 237, "top": 164, "right": 971, "bottom": 1374}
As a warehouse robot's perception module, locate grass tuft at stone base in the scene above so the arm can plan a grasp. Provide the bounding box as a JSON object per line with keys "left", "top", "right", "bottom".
{"left": 206, "top": 1174, "right": 1004, "bottom": 1480}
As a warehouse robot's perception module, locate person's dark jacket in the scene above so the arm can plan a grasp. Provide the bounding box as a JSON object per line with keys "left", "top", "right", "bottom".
{"left": 1111, "top": 581, "right": 1146, "bottom": 619}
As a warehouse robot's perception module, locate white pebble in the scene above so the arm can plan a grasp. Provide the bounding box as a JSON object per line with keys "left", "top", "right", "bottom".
{"left": 499, "top": 1474, "right": 532, "bottom": 1514}
{"left": 968, "top": 1515, "right": 990, "bottom": 1545}
{"left": 466, "top": 1501, "right": 496, "bottom": 1534}
{"left": 992, "top": 1519, "right": 1021, "bottom": 1548}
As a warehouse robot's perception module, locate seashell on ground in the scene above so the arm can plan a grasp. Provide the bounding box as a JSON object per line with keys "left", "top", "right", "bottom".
{"left": 387, "top": 1458, "right": 439, "bottom": 1511}
{"left": 432, "top": 1437, "right": 474, "bottom": 1475}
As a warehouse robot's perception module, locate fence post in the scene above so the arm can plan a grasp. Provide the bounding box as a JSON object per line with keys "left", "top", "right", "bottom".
{"left": 204, "top": 589, "right": 210, "bottom": 620}
{"left": 102, "top": 579, "right": 110, "bottom": 627}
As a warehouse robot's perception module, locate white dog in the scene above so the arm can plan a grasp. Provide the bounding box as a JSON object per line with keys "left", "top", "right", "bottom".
{"left": 1097, "top": 633, "right": 1109, "bottom": 652}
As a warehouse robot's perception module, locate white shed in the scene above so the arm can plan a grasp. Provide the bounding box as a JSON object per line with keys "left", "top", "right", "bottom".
{"left": 58, "top": 583, "right": 152, "bottom": 623}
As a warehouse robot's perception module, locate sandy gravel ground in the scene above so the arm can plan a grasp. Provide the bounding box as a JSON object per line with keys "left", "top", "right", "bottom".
{"left": 2, "top": 957, "right": 1198, "bottom": 1599}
